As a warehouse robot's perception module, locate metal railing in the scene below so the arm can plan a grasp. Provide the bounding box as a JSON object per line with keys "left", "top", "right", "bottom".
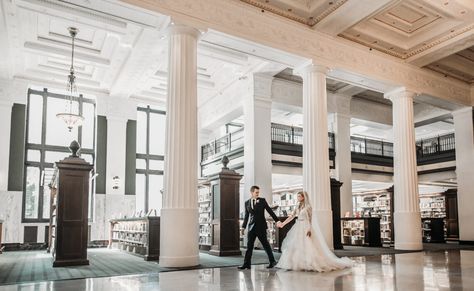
{"left": 201, "top": 127, "right": 244, "bottom": 161}
{"left": 201, "top": 122, "right": 456, "bottom": 162}
{"left": 271, "top": 123, "right": 335, "bottom": 149}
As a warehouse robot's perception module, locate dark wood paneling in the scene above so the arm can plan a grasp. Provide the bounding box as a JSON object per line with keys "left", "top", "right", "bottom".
{"left": 24, "top": 226, "right": 37, "bottom": 243}
{"left": 95, "top": 116, "right": 107, "bottom": 194}
{"left": 8, "top": 104, "right": 26, "bottom": 191}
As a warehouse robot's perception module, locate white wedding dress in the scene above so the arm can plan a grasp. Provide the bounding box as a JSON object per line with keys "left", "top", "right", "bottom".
{"left": 276, "top": 206, "right": 353, "bottom": 271}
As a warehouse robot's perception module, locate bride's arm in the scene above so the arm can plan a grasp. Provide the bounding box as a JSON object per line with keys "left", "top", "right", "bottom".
{"left": 280, "top": 214, "right": 296, "bottom": 228}
{"left": 306, "top": 207, "right": 312, "bottom": 237}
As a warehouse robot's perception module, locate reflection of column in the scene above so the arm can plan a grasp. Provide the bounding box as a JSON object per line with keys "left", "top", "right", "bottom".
{"left": 452, "top": 107, "right": 474, "bottom": 242}
{"left": 160, "top": 24, "right": 200, "bottom": 267}
{"left": 299, "top": 64, "right": 333, "bottom": 248}
{"left": 243, "top": 74, "right": 273, "bottom": 202}
{"left": 385, "top": 88, "right": 422, "bottom": 250}
{"left": 333, "top": 94, "right": 352, "bottom": 216}
{"left": 394, "top": 252, "right": 424, "bottom": 290}
{"left": 0, "top": 100, "right": 13, "bottom": 191}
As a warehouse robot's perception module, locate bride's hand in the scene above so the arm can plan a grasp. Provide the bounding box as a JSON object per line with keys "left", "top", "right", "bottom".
{"left": 306, "top": 231, "right": 311, "bottom": 237}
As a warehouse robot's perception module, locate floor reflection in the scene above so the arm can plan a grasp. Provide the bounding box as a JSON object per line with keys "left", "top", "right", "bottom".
{"left": 0, "top": 250, "right": 473, "bottom": 291}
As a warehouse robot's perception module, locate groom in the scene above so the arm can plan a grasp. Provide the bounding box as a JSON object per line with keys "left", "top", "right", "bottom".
{"left": 238, "top": 185, "right": 281, "bottom": 270}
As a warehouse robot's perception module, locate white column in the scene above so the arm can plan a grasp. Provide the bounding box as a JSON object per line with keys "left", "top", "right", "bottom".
{"left": 299, "top": 64, "right": 333, "bottom": 248}
{"left": 0, "top": 100, "right": 13, "bottom": 191}
{"left": 243, "top": 74, "right": 273, "bottom": 202}
{"left": 105, "top": 116, "right": 127, "bottom": 195}
{"left": 333, "top": 94, "right": 352, "bottom": 216}
{"left": 385, "top": 88, "right": 422, "bottom": 250}
{"left": 160, "top": 24, "right": 200, "bottom": 267}
{"left": 452, "top": 107, "right": 474, "bottom": 242}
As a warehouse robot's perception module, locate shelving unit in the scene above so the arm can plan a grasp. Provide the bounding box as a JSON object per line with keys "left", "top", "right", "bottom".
{"left": 341, "top": 218, "right": 381, "bottom": 247}
{"left": 353, "top": 190, "right": 393, "bottom": 245}
{"left": 198, "top": 181, "right": 212, "bottom": 250}
{"left": 109, "top": 217, "right": 160, "bottom": 261}
{"left": 272, "top": 190, "right": 299, "bottom": 217}
{"left": 422, "top": 218, "right": 446, "bottom": 243}
{"left": 420, "top": 194, "right": 446, "bottom": 218}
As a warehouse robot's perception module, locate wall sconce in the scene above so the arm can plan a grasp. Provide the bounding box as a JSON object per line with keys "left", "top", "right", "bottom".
{"left": 112, "top": 176, "right": 120, "bottom": 190}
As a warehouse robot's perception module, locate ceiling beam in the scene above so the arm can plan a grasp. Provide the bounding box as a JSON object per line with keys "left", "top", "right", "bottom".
{"left": 314, "top": 0, "right": 396, "bottom": 36}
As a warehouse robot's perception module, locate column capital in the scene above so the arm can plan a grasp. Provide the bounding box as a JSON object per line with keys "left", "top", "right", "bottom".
{"left": 452, "top": 106, "right": 473, "bottom": 118}
{"left": 167, "top": 23, "right": 202, "bottom": 39}
{"left": 384, "top": 87, "right": 418, "bottom": 101}
{"left": 294, "top": 61, "right": 330, "bottom": 77}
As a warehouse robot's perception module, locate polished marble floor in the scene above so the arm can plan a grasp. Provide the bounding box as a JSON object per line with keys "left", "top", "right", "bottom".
{"left": 0, "top": 250, "right": 472, "bottom": 290}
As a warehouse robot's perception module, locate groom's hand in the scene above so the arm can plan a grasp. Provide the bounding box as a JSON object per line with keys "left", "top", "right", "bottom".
{"left": 276, "top": 221, "right": 283, "bottom": 228}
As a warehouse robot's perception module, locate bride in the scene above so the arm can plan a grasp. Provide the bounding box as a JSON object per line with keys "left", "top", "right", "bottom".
{"left": 276, "top": 191, "right": 353, "bottom": 271}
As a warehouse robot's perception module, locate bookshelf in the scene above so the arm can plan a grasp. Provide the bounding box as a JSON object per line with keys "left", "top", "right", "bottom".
{"left": 109, "top": 217, "right": 160, "bottom": 261}
{"left": 198, "top": 181, "right": 212, "bottom": 250}
{"left": 353, "top": 189, "right": 393, "bottom": 244}
{"left": 341, "top": 218, "right": 381, "bottom": 247}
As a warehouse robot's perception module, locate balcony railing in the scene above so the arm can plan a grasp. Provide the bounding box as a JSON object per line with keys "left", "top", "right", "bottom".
{"left": 201, "top": 123, "right": 456, "bottom": 163}
{"left": 271, "top": 123, "right": 335, "bottom": 149}
{"left": 201, "top": 127, "right": 244, "bottom": 161}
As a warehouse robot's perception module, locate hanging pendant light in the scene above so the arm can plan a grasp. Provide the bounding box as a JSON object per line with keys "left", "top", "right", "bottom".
{"left": 56, "top": 27, "right": 84, "bottom": 132}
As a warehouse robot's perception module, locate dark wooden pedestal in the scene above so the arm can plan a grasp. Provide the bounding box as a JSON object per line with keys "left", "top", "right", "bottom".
{"left": 209, "top": 165, "right": 243, "bottom": 256}
{"left": 52, "top": 153, "right": 93, "bottom": 267}
{"left": 331, "top": 179, "right": 343, "bottom": 250}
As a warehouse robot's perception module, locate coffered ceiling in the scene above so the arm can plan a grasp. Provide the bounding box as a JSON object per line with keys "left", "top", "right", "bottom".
{"left": 240, "top": 0, "right": 474, "bottom": 84}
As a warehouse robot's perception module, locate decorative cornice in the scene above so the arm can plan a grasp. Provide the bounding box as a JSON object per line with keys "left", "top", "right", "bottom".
{"left": 123, "top": 0, "right": 471, "bottom": 105}
{"left": 341, "top": 24, "right": 474, "bottom": 60}
{"left": 239, "top": 0, "right": 348, "bottom": 27}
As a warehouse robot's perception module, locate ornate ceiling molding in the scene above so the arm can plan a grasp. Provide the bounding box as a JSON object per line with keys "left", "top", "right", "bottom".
{"left": 123, "top": 0, "right": 471, "bottom": 106}
{"left": 239, "top": 0, "right": 348, "bottom": 26}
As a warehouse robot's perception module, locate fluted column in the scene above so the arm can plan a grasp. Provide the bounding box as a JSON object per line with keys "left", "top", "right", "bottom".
{"left": 160, "top": 24, "right": 200, "bottom": 267}
{"left": 243, "top": 73, "right": 273, "bottom": 202}
{"left": 452, "top": 107, "right": 474, "bottom": 242}
{"left": 385, "top": 88, "right": 422, "bottom": 250}
{"left": 332, "top": 93, "right": 353, "bottom": 216}
{"left": 299, "top": 64, "right": 333, "bottom": 248}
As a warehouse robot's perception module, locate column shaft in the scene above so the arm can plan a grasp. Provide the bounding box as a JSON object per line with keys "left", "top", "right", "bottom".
{"left": 453, "top": 107, "right": 474, "bottom": 242}
{"left": 301, "top": 64, "right": 333, "bottom": 248}
{"left": 160, "top": 25, "right": 200, "bottom": 267}
{"left": 334, "top": 112, "right": 352, "bottom": 216}
{"left": 387, "top": 89, "right": 422, "bottom": 250}
{"left": 243, "top": 74, "right": 273, "bottom": 202}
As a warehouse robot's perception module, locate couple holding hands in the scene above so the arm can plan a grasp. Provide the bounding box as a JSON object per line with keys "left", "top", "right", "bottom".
{"left": 238, "top": 185, "right": 352, "bottom": 271}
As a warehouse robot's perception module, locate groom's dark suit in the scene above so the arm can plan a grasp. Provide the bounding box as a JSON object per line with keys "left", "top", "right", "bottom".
{"left": 242, "top": 197, "right": 279, "bottom": 267}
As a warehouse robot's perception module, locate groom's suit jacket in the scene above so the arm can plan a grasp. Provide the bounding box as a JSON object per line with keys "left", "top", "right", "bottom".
{"left": 242, "top": 197, "right": 279, "bottom": 234}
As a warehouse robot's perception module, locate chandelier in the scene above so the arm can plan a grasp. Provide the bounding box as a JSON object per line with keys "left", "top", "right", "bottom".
{"left": 56, "top": 27, "right": 84, "bottom": 132}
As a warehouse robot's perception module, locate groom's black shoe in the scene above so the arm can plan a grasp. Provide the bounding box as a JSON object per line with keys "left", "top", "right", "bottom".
{"left": 267, "top": 261, "right": 277, "bottom": 269}
{"left": 238, "top": 265, "right": 251, "bottom": 270}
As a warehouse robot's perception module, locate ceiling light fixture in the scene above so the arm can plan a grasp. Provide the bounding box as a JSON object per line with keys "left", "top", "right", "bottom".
{"left": 56, "top": 27, "right": 84, "bottom": 132}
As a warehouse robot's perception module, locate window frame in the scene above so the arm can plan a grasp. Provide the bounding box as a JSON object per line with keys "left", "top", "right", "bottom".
{"left": 136, "top": 105, "right": 166, "bottom": 213}
{"left": 22, "top": 88, "right": 96, "bottom": 223}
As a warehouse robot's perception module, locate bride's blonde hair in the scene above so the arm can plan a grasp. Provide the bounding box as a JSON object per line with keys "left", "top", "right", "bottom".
{"left": 297, "top": 191, "right": 311, "bottom": 210}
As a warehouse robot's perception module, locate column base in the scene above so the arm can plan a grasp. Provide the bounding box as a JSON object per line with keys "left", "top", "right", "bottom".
{"left": 313, "top": 209, "right": 334, "bottom": 250}
{"left": 394, "top": 211, "right": 423, "bottom": 251}
{"left": 159, "top": 208, "right": 199, "bottom": 268}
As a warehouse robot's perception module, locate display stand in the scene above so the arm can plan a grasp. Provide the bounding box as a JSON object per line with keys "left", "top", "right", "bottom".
{"left": 208, "top": 156, "right": 242, "bottom": 256}
{"left": 341, "top": 217, "right": 382, "bottom": 247}
{"left": 422, "top": 218, "right": 445, "bottom": 243}
{"left": 444, "top": 189, "right": 458, "bottom": 240}
{"left": 49, "top": 141, "right": 93, "bottom": 267}
{"left": 109, "top": 217, "right": 160, "bottom": 261}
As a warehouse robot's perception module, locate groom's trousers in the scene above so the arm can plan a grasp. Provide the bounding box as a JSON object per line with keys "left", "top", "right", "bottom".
{"left": 244, "top": 230, "right": 276, "bottom": 266}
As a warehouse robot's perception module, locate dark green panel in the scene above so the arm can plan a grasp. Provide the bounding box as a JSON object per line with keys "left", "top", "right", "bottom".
{"left": 8, "top": 104, "right": 26, "bottom": 191}
{"left": 95, "top": 115, "right": 107, "bottom": 194}
{"left": 125, "top": 120, "right": 136, "bottom": 195}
